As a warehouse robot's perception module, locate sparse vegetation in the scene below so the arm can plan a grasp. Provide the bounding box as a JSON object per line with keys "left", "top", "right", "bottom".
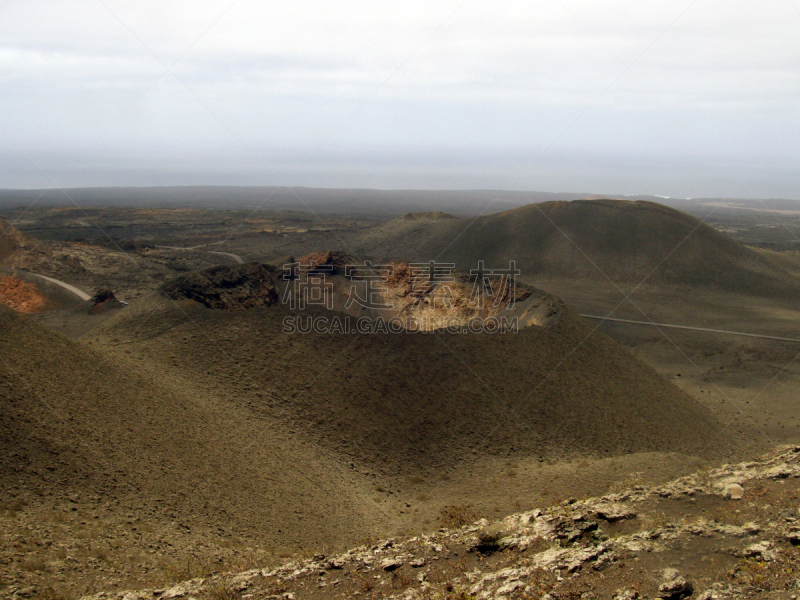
{"left": 438, "top": 505, "right": 478, "bottom": 528}
{"left": 474, "top": 530, "right": 501, "bottom": 555}
{"left": 163, "top": 557, "right": 214, "bottom": 584}
{"left": 38, "top": 586, "right": 71, "bottom": 600}
{"left": 20, "top": 556, "right": 50, "bottom": 573}
{"left": 608, "top": 471, "right": 646, "bottom": 493}
{"left": 206, "top": 578, "right": 240, "bottom": 600}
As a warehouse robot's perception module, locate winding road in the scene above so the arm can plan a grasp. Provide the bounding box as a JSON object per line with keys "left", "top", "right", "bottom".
{"left": 14, "top": 269, "right": 91, "bottom": 301}
{"left": 580, "top": 313, "right": 800, "bottom": 344}
{"left": 155, "top": 245, "right": 244, "bottom": 264}
{"left": 207, "top": 250, "right": 244, "bottom": 264}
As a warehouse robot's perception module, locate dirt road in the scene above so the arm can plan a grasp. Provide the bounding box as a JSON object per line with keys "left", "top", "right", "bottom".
{"left": 580, "top": 313, "right": 800, "bottom": 343}
{"left": 156, "top": 245, "right": 244, "bottom": 264}
{"left": 18, "top": 269, "right": 91, "bottom": 301}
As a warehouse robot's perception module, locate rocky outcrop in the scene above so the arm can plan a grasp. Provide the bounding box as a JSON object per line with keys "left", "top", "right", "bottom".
{"left": 89, "top": 288, "right": 126, "bottom": 314}
{"left": 161, "top": 263, "right": 280, "bottom": 310}
{"left": 67, "top": 445, "right": 800, "bottom": 600}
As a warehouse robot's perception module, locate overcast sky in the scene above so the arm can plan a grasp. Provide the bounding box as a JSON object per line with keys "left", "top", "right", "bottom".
{"left": 0, "top": 0, "right": 798, "bottom": 198}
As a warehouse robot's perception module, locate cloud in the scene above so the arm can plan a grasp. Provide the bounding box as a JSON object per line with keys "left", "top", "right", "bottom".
{"left": 0, "top": 0, "right": 798, "bottom": 195}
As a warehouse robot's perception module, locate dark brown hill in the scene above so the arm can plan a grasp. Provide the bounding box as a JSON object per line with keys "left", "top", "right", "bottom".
{"left": 88, "top": 263, "right": 730, "bottom": 479}
{"left": 0, "top": 306, "right": 381, "bottom": 549}
{"left": 353, "top": 199, "right": 800, "bottom": 296}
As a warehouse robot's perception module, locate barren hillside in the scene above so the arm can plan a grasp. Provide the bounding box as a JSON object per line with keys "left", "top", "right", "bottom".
{"left": 0, "top": 306, "right": 382, "bottom": 553}
{"left": 352, "top": 200, "right": 800, "bottom": 297}
{"left": 89, "top": 262, "right": 730, "bottom": 475}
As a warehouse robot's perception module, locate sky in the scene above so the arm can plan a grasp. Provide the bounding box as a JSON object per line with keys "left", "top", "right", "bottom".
{"left": 0, "top": 0, "right": 798, "bottom": 198}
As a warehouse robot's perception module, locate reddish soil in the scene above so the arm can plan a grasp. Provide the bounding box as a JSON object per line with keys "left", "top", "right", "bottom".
{"left": 0, "top": 275, "right": 46, "bottom": 313}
